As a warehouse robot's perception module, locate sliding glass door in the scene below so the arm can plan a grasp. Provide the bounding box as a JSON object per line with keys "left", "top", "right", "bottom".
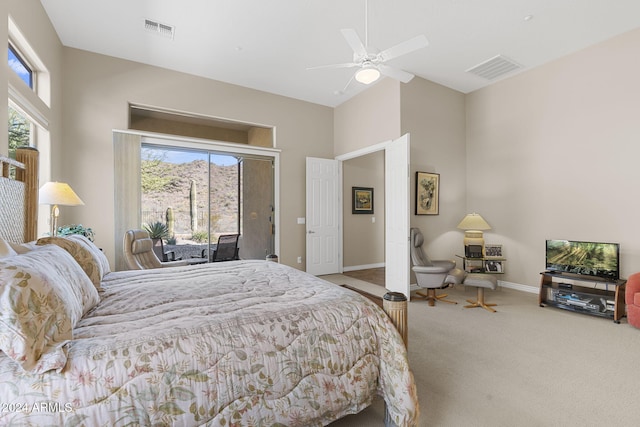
{"left": 240, "top": 157, "right": 275, "bottom": 259}
{"left": 141, "top": 144, "right": 274, "bottom": 261}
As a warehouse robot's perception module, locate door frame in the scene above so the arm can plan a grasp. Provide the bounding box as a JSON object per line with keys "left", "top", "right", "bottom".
{"left": 335, "top": 135, "right": 411, "bottom": 297}
{"left": 335, "top": 140, "right": 390, "bottom": 275}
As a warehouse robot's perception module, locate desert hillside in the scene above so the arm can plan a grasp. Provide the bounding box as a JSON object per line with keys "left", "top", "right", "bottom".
{"left": 141, "top": 159, "right": 239, "bottom": 237}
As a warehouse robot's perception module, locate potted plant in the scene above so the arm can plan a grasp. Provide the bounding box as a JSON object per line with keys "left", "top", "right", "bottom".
{"left": 143, "top": 221, "right": 170, "bottom": 240}
{"left": 143, "top": 221, "right": 178, "bottom": 261}
{"left": 57, "top": 224, "right": 95, "bottom": 242}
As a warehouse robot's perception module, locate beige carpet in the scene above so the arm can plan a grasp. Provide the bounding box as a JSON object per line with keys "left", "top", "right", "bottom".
{"left": 320, "top": 274, "right": 640, "bottom": 427}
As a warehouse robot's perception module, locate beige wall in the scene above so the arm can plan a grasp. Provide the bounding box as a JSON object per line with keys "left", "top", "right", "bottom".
{"left": 129, "top": 116, "right": 250, "bottom": 144}
{"left": 401, "top": 78, "right": 467, "bottom": 264}
{"left": 343, "top": 151, "right": 385, "bottom": 268}
{"left": 466, "top": 28, "right": 640, "bottom": 286}
{"left": 58, "top": 47, "right": 333, "bottom": 269}
{"left": 333, "top": 78, "right": 401, "bottom": 156}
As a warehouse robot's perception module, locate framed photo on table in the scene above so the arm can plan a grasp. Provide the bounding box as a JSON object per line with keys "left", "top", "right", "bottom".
{"left": 484, "top": 244, "right": 503, "bottom": 259}
{"left": 352, "top": 187, "right": 374, "bottom": 214}
{"left": 415, "top": 172, "right": 439, "bottom": 215}
{"left": 484, "top": 260, "right": 504, "bottom": 273}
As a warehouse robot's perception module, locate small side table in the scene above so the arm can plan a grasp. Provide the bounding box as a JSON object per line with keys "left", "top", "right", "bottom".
{"left": 457, "top": 255, "right": 506, "bottom": 274}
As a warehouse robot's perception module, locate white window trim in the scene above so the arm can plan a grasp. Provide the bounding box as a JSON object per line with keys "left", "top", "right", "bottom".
{"left": 8, "top": 84, "right": 48, "bottom": 130}
{"left": 9, "top": 17, "right": 50, "bottom": 107}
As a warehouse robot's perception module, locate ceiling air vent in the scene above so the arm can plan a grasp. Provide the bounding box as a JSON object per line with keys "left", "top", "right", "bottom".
{"left": 466, "top": 55, "right": 521, "bottom": 80}
{"left": 144, "top": 19, "right": 175, "bottom": 39}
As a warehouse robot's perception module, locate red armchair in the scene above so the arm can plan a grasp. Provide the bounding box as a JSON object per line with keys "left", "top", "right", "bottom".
{"left": 625, "top": 272, "right": 640, "bottom": 328}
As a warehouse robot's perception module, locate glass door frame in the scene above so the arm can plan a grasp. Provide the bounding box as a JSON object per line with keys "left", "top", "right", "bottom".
{"left": 141, "top": 133, "right": 281, "bottom": 260}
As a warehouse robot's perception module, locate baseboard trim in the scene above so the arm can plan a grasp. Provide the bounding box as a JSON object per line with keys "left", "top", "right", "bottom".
{"left": 343, "top": 263, "right": 385, "bottom": 272}
{"left": 410, "top": 280, "right": 538, "bottom": 294}
{"left": 498, "top": 280, "right": 538, "bottom": 294}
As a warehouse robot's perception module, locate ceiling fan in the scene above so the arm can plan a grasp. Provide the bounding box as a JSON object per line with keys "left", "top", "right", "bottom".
{"left": 309, "top": 0, "right": 429, "bottom": 92}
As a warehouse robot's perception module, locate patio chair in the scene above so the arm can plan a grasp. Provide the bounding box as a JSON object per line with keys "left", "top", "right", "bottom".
{"left": 201, "top": 234, "right": 240, "bottom": 262}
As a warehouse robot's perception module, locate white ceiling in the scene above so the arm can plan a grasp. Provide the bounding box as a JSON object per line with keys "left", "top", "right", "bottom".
{"left": 39, "top": 0, "right": 640, "bottom": 107}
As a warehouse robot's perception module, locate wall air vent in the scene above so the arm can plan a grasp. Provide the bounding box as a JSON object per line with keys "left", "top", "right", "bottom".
{"left": 466, "top": 55, "right": 521, "bottom": 80}
{"left": 144, "top": 19, "right": 175, "bottom": 39}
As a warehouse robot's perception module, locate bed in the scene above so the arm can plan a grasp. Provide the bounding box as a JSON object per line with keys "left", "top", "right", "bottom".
{"left": 0, "top": 148, "right": 419, "bottom": 426}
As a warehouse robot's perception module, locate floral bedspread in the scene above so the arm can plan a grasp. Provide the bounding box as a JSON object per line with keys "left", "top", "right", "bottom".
{"left": 0, "top": 260, "right": 418, "bottom": 426}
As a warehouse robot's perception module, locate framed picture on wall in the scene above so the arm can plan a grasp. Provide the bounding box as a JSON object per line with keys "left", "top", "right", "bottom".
{"left": 415, "top": 171, "right": 439, "bottom": 215}
{"left": 352, "top": 187, "right": 374, "bottom": 214}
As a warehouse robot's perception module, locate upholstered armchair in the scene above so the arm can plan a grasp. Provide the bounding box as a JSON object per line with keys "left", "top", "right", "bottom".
{"left": 410, "top": 227, "right": 465, "bottom": 306}
{"left": 625, "top": 272, "right": 640, "bottom": 328}
{"left": 123, "top": 229, "right": 188, "bottom": 270}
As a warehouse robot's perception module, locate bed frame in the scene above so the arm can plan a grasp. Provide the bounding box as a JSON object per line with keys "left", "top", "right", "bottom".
{"left": 0, "top": 147, "right": 39, "bottom": 243}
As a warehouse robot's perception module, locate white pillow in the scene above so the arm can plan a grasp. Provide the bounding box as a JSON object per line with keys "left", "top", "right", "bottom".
{"left": 8, "top": 240, "right": 38, "bottom": 254}
{"left": 0, "top": 239, "right": 18, "bottom": 258}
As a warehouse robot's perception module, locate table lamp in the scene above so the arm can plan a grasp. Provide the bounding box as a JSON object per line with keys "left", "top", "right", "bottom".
{"left": 457, "top": 213, "right": 491, "bottom": 258}
{"left": 39, "top": 182, "right": 84, "bottom": 236}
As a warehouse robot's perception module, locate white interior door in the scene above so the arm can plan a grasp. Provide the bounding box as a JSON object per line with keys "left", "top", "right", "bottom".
{"left": 385, "top": 134, "right": 411, "bottom": 297}
{"left": 305, "top": 157, "right": 341, "bottom": 275}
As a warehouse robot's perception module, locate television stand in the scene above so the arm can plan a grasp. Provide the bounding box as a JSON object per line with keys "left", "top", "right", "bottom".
{"left": 539, "top": 272, "right": 626, "bottom": 323}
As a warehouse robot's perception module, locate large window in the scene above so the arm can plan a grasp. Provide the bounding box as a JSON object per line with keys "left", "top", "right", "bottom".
{"left": 7, "top": 44, "right": 35, "bottom": 159}
{"left": 8, "top": 104, "right": 33, "bottom": 159}
{"left": 8, "top": 44, "right": 33, "bottom": 88}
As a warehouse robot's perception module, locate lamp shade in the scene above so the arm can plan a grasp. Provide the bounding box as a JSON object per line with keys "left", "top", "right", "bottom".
{"left": 457, "top": 213, "right": 491, "bottom": 231}
{"left": 355, "top": 67, "right": 381, "bottom": 84}
{"left": 39, "top": 182, "right": 84, "bottom": 206}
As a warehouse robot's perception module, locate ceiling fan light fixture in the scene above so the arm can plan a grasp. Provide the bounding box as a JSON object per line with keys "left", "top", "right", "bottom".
{"left": 355, "top": 67, "right": 380, "bottom": 84}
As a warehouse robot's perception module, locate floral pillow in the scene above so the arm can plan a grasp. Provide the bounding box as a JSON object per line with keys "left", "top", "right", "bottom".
{"left": 37, "top": 236, "right": 102, "bottom": 290}
{"left": 66, "top": 234, "right": 111, "bottom": 278}
{"left": 0, "top": 245, "right": 96, "bottom": 373}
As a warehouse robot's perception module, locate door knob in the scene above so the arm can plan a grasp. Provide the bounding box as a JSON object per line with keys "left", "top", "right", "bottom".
{"left": 308, "top": 230, "right": 316, "bottom": 234}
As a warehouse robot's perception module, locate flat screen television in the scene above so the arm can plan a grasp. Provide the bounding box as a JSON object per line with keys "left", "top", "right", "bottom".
{"left": 545, "top": 239, "right": 620, "bottom": 281}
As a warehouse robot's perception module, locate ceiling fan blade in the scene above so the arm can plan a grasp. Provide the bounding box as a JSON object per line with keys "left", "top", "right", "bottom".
{"left": 306, "top": 62, "right": 359, "bottom": 71}
{"left": 340, "top": 28, "right": 367, "bottom": 58}
{"left": 379, "top": 34, "right": 428, "bottom": 62}
{"left": 340, "top": 73, "right": 356, "bottom": 94}
{"left": 379, "top": 64, "right": 415, "bottom": 83}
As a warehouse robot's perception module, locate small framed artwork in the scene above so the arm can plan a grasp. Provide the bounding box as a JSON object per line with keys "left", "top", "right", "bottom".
{"left": 352, "top": 187, "right": 374, "bottom": 214}
{"left": 415, "top": 171, "right": 439, "bottom": 215}
{"left": 484, "top": 244, "right": 503, "bottom": 259}
{"left": 484, "top": 260, "right": 504, "bottom": 273}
